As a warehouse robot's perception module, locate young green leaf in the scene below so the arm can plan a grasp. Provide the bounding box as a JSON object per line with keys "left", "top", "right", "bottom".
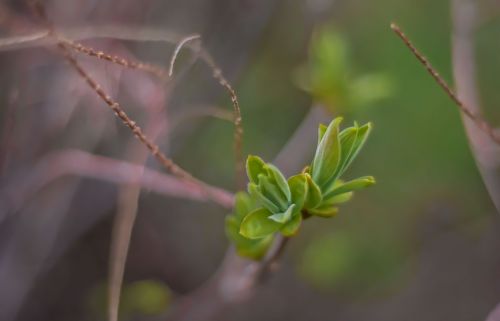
{"left": 248, "top": 183, "right": 280, "bottom": 213}
{"left": 265, "top": 164, "right": 291, "bottom": 202}
{"left": 337, "top": 126, "right": 359, "bottom": 174}
{"left": 322, "top": 191, "right": 353, "bottom": 205}
{"left": 317, "top": 123, "right": 328, "bottom": 146}
{"left": 307, "top": 206, "right": 339, "bottom": 218}
{"left": 269, "top": 204, "right": 296, "bottom": 223}
{"left": 312, "top": 117, "right": 343, "bottom": 186}
{"left": 304, "top": 173, "right": 322, "bottom": 209}
{"left": 321, "top": 126, "right": 358, "bottom": 190}
{"left": 288, "top": 174, "right": 307, "bottom": 209}
{"left": 258, "top": 174, "right": 289, "bottom": 211}
{"left": 341, "top": 123, "right": 372, "bottom": 173}
{"left": 325, "top": 176, "right": 375, "bottom": 198}
{"left": 246, "top": 155, "right": 266, "bottom": 184}
{"left": 240, "top": 208, "right": 282, "bottom": 239}
{"left": 225, "top": 216, "right": 273, "bottom": 260}
{"left": 281, "top": 211, "right": 303, "bottom": 236}
{"left": 234, "top": 192, "right": 253, "bottom": 220}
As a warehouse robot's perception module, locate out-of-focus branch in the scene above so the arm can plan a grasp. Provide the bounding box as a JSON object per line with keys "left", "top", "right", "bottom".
{"left": 486, "top": 303, "right": 500, "bottom": 321}
{"left": 451, "top": 0, "right": 500, "bottom": 212}
{"left": 0, "top": 26, "right": 183, "bottom": 52}
{"left": 108, "top": 72, "right": 169, "bottom": 321}
{"left": 0, "top": 149, "right": 234, "bottom": 221}
{"left": 0, "top": 87, "right": 18, "bottom": 173}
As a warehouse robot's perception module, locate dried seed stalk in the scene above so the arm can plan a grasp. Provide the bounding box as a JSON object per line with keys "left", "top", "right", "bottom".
{"left": 391, "top": 23, "right": 500, "bottom": 145}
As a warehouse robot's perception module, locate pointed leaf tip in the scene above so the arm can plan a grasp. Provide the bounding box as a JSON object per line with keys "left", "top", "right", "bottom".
{"left": 246, "top": 155, "right": 266, "bottom": 184}
{"left": 312, "top": 117, "right": 343, "bottom": 186}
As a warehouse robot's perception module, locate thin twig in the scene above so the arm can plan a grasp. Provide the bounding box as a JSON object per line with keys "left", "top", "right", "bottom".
{"left": 169, "top": 34, "right": 201, "bottom": 77}
{"left": 199, "top": 50, "right": 245, "bottom": 189}
{"left": 61, "top": 37, "right": 167, "bottom": 79}
{"left": 390, "top": 22, "right": 500, "bottom": 145}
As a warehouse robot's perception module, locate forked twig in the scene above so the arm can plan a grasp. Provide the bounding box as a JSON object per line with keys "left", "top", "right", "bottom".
{"left": 390, "top": 23, "right": 500, "bottom": 145}
{"left": 29, "top": 0, "right": 228, "bottom": 205}
{"left": 0, "top": 26, "right": 245, "bottom": 188}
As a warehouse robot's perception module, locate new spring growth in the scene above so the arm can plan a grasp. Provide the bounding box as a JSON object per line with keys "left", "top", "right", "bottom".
{"left": 225, "top": 117, "right": 375, "bottom": 260}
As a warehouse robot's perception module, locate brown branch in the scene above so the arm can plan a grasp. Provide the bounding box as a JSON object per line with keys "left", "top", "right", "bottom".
{"left": 55, "top": 41, "right": 227, "bottom": 197}
{"left": 26, "top": 4, "right": 226, "bottom": 204}
{"left": 486, "top": 302, "right": 500, "bottom": 321}
{"left": 14, "top": 5, "right": 245, "bottom": 192}
{"left": 0, "top": 29, "right": 245, "bottom": 188}
{"left": 390, "top": 22, "right": 500, "bottom": 145}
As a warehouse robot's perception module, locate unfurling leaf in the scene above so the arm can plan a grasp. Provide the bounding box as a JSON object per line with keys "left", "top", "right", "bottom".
{"left": 266, "top": 164, "right": 292, "bottom": 202}
{"left": 269, "top": 204, "right": 296, "bottom": 223}
{"left": 281, "top": 211, "right": 303, "bottom": 236}
{"left": 325, "top": 176, "right": 375, "bottom": 198}
{"left": 225, "top": 193, "right": 274, "bottom": 260}
{"left": 312, "top": 117, "right": 343, "bottom": 186}
{"left": 288, "top": 174, "right": 307, "bottom": 209}
{"left": 304, "top": 173, "right": 322, "bottom": 209}
{"left": 246, "top": 155, "right": 266, "bottom": 184}
{"left": 240, "top": 208, "right": 282, "bottom": 239}
{"left": 308, "top": 206, "right": 339, "bottom": 218}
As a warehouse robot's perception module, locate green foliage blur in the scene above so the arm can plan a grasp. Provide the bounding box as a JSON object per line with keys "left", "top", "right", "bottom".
{"left": 225, "top": 118, "right": 374, "bottom": 260}
{"left": 87, "top": 280, "right": 171, "bottom": 320}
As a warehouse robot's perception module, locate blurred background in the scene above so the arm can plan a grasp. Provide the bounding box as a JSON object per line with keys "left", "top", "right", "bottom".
{"left": 0, "top": 0, "right": 500, "bottom": 320}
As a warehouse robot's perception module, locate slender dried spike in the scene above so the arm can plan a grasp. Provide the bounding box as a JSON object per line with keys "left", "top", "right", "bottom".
{"left": 390, "top": 23, "right": 500, "bottom": 145}
{"left": 199, "top": 49, "right": 245, "bottom": 188}
{"left": 60, "top": 37, "right": 167, "bottom": 79}
{"left": 168, "top": 34, "right": 201, "bottom": 77}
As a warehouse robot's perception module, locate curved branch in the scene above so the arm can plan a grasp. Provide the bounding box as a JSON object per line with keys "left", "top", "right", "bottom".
{"left": 451, "top": 0, "right": 500, "bottom": 212}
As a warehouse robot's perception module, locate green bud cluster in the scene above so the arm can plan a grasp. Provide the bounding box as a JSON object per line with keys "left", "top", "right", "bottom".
{"left": 225, "top": 117, "right": 375, "bottom": 260}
